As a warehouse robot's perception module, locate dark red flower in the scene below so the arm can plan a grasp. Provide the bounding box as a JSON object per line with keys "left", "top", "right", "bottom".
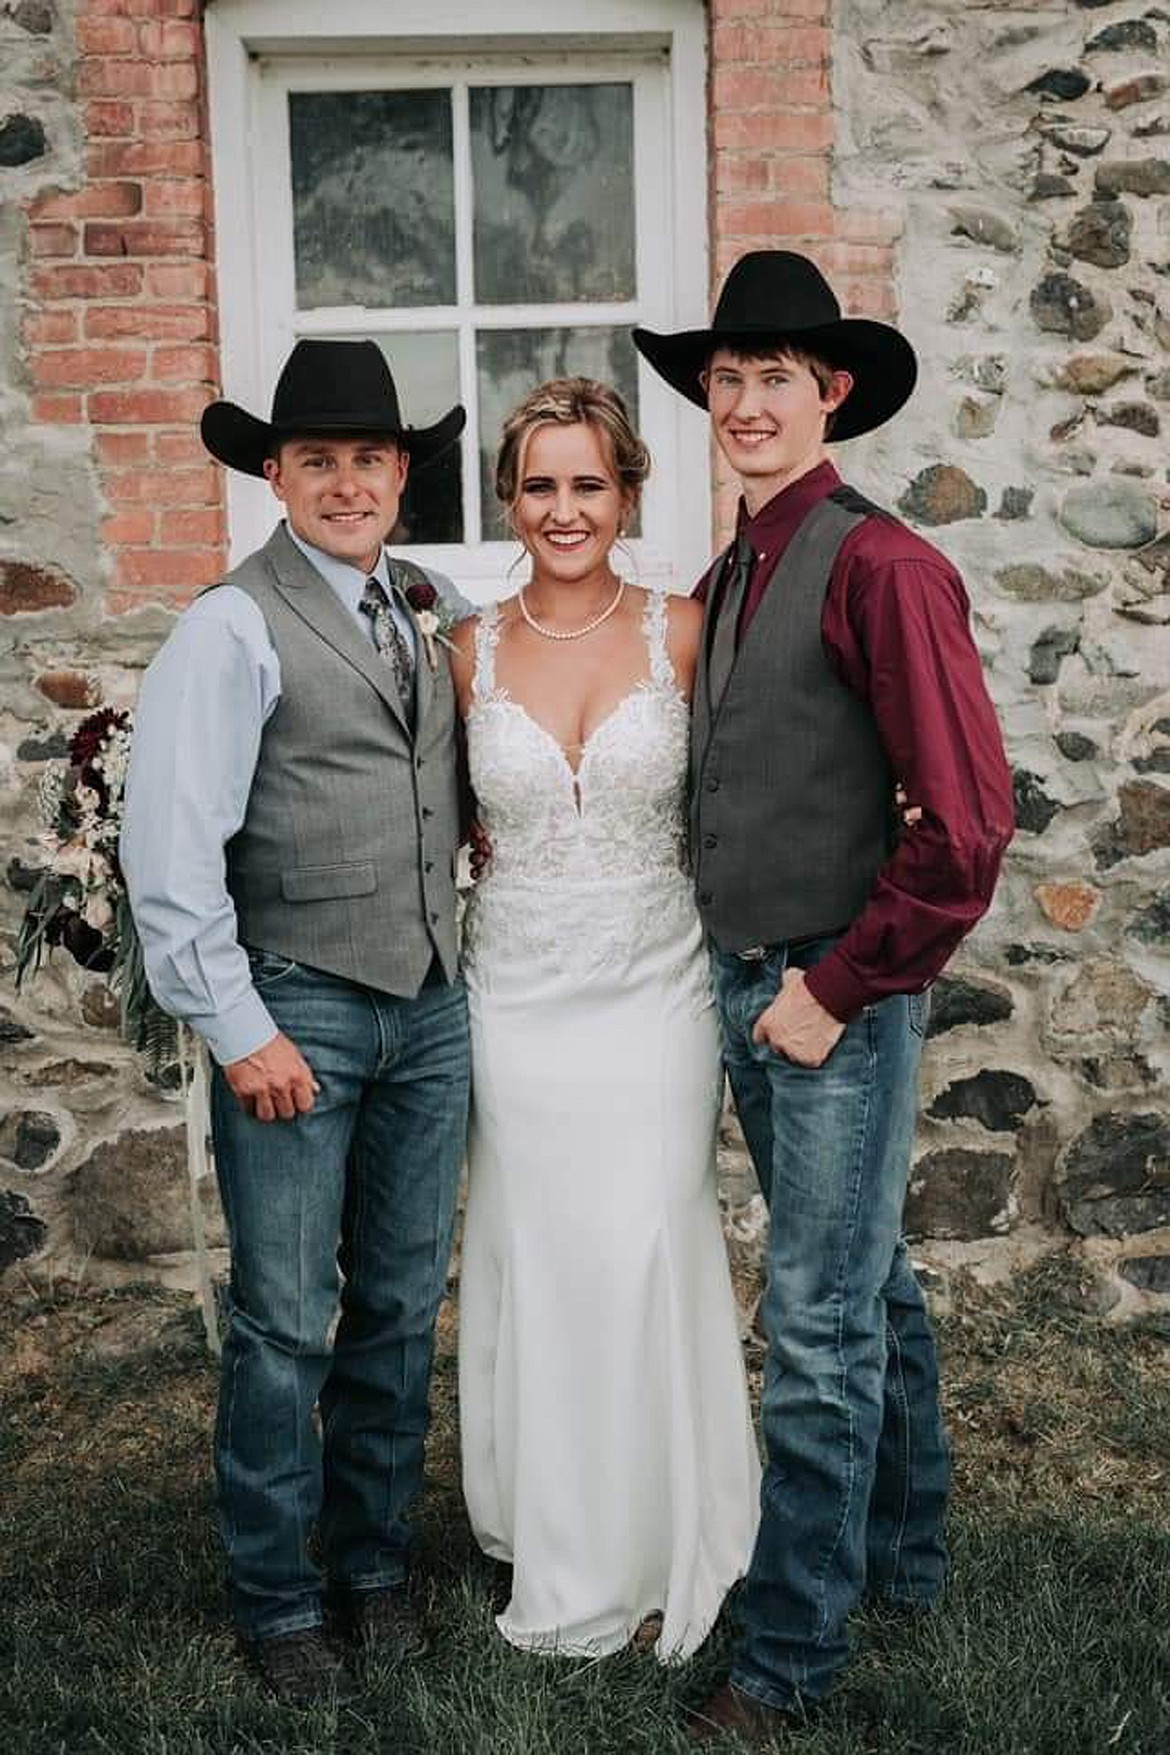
{"left": 404, "top": 578, "right": 438, "bottom": 613}
{"left": 68, "top": 706, "right": 130, "bottom": 813}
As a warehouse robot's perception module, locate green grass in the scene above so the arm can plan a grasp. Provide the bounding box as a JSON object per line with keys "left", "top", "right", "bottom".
{"left": 2, "top": 1259, "right": 1168, "bottom": 1753}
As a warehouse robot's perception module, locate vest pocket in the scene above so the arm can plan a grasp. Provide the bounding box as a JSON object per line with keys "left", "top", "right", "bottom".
{"left": 281, "top": 861, "right": 377, "bottom": 903}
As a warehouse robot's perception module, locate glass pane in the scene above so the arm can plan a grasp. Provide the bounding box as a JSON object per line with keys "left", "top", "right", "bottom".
{"left": 289, "top": 91, "right": 455, "bottom": 310}
{"left": 470, "top": 84, "right": 636, "bottom": 305}
{"left": 331, "top": 330, "right": 463, "bottom": 544}
{"left": 476, "top": 327, "right": 639, "bottom": 538}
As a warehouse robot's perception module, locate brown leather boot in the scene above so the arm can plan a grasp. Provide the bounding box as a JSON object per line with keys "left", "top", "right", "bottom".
{"left": 238, "top": 1626, "right": 352, "bottom": 1706}
{"left": 685, "top": 1682, "right": 803, "bottom": 1745}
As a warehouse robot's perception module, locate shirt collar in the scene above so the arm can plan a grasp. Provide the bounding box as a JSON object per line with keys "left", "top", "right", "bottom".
{"left": 285, "top": 523, "right": 392, "bottom": 613}
{"left": 736, "top": 458, "right": 842, "bottom": 556}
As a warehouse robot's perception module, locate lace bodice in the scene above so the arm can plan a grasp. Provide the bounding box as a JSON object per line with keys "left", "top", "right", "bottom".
{"left": 461, "top": 589, "right": 704, "bottom": 989}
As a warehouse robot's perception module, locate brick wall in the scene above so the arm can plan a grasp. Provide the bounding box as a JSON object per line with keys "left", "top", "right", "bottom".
{"left": 22, "top": 0, "right": 224, "bottom": 614}
{"left": 707, "top": 0, "right": 900, "bottom": 535}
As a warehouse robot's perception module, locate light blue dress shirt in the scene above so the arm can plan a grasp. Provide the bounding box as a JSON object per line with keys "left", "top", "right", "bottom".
{"left": 120, "top": 526, "right": 464, "bottom": 1065}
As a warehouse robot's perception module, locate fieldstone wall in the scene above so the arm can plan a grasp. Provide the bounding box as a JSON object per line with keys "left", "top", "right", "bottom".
{"left": 1, "top": 0, "right": 1167, "bottom": 1310}
{"left": 825, "top": 0, "right": 1170, "bottom": 1302}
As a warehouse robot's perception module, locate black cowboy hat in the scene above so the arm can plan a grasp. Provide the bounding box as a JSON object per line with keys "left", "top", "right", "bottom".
{"left": 633, "top": 250, "right": 917, "bottom": 441}
{"left": 201, "top": 338, "right": 466, "bottom": 476}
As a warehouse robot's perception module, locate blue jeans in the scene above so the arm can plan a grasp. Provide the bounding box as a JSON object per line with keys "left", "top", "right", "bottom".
{"left": 211, "top": 951, "right": 469, "bottom": 1639}
{"left": 713, "top": 936, "right": 949, "bottom": 1710}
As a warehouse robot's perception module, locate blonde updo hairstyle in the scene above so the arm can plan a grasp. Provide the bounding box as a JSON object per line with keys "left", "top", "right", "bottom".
{"left": 495, "top": 377, "right": 651, "bottom": 537}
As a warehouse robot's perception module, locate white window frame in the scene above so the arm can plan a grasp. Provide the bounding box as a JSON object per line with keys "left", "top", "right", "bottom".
{"left": 205, "top": 0, "right": 710, "bottom": 599}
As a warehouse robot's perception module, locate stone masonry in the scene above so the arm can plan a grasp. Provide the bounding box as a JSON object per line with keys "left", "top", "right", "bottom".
{"left": 2, "top": 0, "right": 1168, "bottom": 1310}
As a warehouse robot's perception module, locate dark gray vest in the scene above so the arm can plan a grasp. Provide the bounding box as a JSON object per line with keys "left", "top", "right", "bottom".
{"left": 690, "top": 488, "right": 895, "bottom": 951}
{"left": 221, "top": 525, "right": 460, "bottom": 996}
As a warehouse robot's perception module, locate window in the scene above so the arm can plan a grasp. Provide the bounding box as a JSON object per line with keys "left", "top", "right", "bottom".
{"left": 207, "top": 1, "right": 708, "bottom": 597}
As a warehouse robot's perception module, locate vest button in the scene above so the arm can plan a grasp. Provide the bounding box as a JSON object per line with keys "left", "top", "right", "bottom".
{"left": 699, "top": 889, "right": 713, "bottom": 905}
{"left": 706, "top": 776, "right": 719, "bottom": 792}
{"left": 425, "top": 860, "right": 434, "bottom": 873}
{"left": 429, "top": 910, "right": 439, "bottom": 924}
{"left": 703, "top": 833, "right": 717, "bottom": 849}
{"left": 421, "top": 806, "right": 433, "bottom": 819}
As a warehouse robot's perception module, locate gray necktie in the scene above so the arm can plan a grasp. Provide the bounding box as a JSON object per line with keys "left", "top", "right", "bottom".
{"left": 359, "top": 576, "right": 415, "bottom": 716}
{"left": 707, "top": 532, "right": 754, "bottom": 709}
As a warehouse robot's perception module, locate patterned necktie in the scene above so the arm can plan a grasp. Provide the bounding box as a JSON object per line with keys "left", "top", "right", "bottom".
{"left": 707, "top": 531, "right": 754, "bottom": 709}
{"left": 359, "top": 575, "right": 415, "bottom": 715}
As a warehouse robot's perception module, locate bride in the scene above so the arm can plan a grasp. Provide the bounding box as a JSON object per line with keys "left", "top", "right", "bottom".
{"left": 450, "top": 378, "right": 760, "bottom": 1662}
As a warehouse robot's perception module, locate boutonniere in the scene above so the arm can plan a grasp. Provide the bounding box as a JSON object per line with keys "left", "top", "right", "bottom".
{"left": 403, "top": 577, "right": 457, "bottom": 671}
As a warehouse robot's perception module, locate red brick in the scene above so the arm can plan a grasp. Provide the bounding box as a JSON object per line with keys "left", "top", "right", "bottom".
{"left": 137, "top": 18, "right": 201, "bottom": 58}
{"left": 78, "top": 57, "right": 199, "bottom": 101}
{"left": 28, "top": 223, "right": 79, "bottom": 258}
{"left": 144, "top": 261, "right": 211, "bottom": 298}
{"left": 816, "top": 240, "right": 895, "bottom": 276}
{"left": 96, "top": 430, "right": 151, "bottom": 465}
{"left": 85, "top": 100, "right": 135, "bottom": 137}
{"left": 30, "top": 393, "right": 84, "bottom": 423}
{"left": 33, "top": 181, "right": 143, "bottom": 220}
{"left": 713, "top": 22, "right": 831, "bottom": 63}
{"left": 715, "top": 157, "right": 772, "bottom": 195}
{"left": 84, "top": 218, "right": 205, "bottom": 257}
{"left": 76, "top": 16, "right": 138, "bottom": 54}
{"left": 723, "top": 197, "right": 836, "bottom": 238}
{"left": 105, "top": 464, "right": 219, "bottom": 504}
{"left": 835, "top": 208, "right": 904, "bottom": 246}
{"left": 86, "top": 303, "right": 211, "bottom": 341}
{"left": 102, "top": 510, "right": 157, "bottom": 545}
{"left": 138, "top": 99, "right": 201, "bottom": 139}
{"left": 88, "top": 139, "right": 204, "bottom": 177}
{"left": 835, "top": 277, "right": 898, "bottom": 319}
{"left": 713, "top": 109, "right": 835, "bottom": 153}
{"left": 32, "top": 346, "right": 147, "bottom": 389}
{"left": 87, "top": 0, "right": 198, "bottom": 14}
{"left": 160, "top": 507, "right": 225, "bottom": 545}
{"left": 713, "top": 64, "right": 829, "bottom": 110}
{"left": 713, "top": 0, "right": 827, "bottom": 15}
{"left": 768, "top": 156, "right": 831, "bottom": 198}
{"left": 152, "top": 342, "right": 217, "bottom": 382}
{"left": 24, "top": 310, "right": 79, "bottom": 346}
{"left": 142, "top": 179, "right": 206, "bottom": 218}
{"left": 32, "top": 263, "right": 143, "bottom": 299}
{"left": 154, "top": 430, "right": 215, "bottom": 464}
{"left": 88, "top": 386, "right": 210, "bottom": 425}
{"left": 114, "top": 546, "right": 223, "bottom": 591}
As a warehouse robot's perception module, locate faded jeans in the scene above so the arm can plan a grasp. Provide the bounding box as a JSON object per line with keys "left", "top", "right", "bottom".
{"left": 713, "top": 934, "right": 949, "bottom": 1709}
{"left": 211, "top": 951, "right": 469, "bottom": 1639}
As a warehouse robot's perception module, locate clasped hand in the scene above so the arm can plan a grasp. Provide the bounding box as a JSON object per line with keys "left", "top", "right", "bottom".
{"left": 751, "top": 968, "right": 845, "bottom": 1068}
{"left": 224, "top": 1031, "right": 320, "bottom": 1122}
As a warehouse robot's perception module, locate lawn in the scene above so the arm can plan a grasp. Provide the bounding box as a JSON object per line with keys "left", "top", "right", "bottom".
{"left": 2, "top": 1254, "right": 1168, "bottom": 1754}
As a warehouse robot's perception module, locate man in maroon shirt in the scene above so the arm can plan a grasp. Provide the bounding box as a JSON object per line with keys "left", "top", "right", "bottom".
{"left": 634, "top": 252, "right": 1014, "bottom": 1741}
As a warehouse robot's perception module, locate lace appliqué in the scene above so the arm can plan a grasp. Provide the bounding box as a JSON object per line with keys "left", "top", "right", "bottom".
{"left": 462, "top": 589, "right": 710, "bottom": 1008}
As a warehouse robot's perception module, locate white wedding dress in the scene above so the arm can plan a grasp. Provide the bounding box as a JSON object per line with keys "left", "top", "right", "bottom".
{"left": 458, "top": 588, "right": 760, "bottom": 1661}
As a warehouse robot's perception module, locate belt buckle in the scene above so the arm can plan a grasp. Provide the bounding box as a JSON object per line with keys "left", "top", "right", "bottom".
{"left": 736, "top": 944, "right": 769, "bottom": 962}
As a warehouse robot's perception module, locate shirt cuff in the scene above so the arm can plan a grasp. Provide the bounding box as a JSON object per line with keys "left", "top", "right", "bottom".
{"left": 803, "top": 955, "right": 869, "bottom": 1025}
{"left": 189, "top": 989, "right": 278, "bottom": 1066}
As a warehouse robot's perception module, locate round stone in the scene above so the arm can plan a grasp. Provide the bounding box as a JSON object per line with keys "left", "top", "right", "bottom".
{"left": 897, "top": 464, "right": 987, "bottom": 525}
{"left": 1061, "top": 200, "right": 1132, "bottom": 268}
{"left": 1052, "top": 353, "right": 1135, "bottom": 394}
{"left": 994, "top": 561, "right": 1107, "bottom": 600}
{"left": 1058, "top": 480, "right": 1158, "bottom": 548}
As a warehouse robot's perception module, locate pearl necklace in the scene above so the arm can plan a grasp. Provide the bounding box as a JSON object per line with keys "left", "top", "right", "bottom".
{"left": 518, "top": 577, "right": 625, "bottom": 641}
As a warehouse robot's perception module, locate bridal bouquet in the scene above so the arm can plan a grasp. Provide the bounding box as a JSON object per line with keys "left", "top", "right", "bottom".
{"left": 15, "top": 706, "right": 176, "bottom": 1068}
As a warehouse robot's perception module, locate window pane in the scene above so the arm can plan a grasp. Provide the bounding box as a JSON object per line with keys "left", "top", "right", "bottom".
{"left": 332, "top": 330, "right": 463, "bottom": 544}
{"left": 289, "top": 91, "right": 455, "bottom": 310}
{"left": 476, "top": 327, "right": 639, "bottom": 538}
{"left": 470, "top": 85, "right": 636, "bottom": 305}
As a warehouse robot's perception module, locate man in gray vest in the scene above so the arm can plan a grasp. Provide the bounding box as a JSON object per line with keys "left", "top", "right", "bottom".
{"left": 635, "top": 253, "right": 1014, "bottom": 1739}
{"left": 122, "top": 340, "right": 471, "bottom": 1704}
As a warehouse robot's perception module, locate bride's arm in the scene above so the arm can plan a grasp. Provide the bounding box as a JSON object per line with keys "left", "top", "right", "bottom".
{"left": 664, "top": 593, "right": 705, "bottom": 705}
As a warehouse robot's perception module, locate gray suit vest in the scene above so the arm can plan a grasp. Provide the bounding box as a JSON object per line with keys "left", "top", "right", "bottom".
{"left": 220, "top": 525, "right": 460, "bottom": 996}
{"left": 690, "top": 488, "right": 895, "bottom": 951}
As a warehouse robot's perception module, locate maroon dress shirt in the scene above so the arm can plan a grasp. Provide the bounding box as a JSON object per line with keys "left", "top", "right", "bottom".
{"left": 694, "top": 459, "right": 1015, "bottom": 1022}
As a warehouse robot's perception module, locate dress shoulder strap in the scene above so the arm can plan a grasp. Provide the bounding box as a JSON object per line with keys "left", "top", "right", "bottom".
{"left": 642, "top": 586, "right": 674, "bottom": 689}
{"left": 472, "top": 600, "right": 501, "bottom": 701}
